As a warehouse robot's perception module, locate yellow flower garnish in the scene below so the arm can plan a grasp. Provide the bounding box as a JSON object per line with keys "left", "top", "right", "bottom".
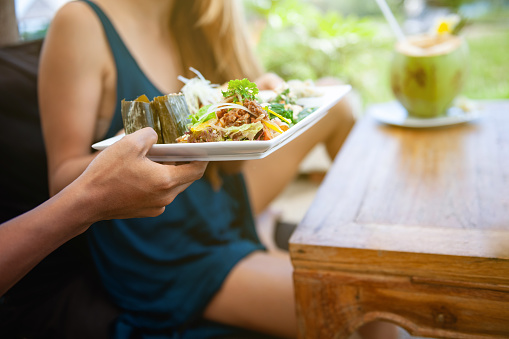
{"left": 432, "top": 14, "right": 461, "bottom": 35}
{"left": 437, "top": 21, "right": 451, "bottom": 34}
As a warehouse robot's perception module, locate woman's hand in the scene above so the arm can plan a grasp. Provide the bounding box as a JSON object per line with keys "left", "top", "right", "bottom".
{"left": 0, "top": 128, "right": 207, "bottom": 296}
{"left": 75, "top": 128, "right": 208, "bottom": 222}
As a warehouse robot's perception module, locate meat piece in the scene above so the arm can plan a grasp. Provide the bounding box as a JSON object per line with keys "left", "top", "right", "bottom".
{"left": 244, "top": 99, "right": 266, "bottom": 119}
{"left": 216, "top": 100, "right": 268, "bottom": 128}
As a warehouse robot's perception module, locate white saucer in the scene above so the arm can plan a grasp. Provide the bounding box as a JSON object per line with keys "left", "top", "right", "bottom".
{"left": 368, "top": 101, "right": 482, "bottom": 128}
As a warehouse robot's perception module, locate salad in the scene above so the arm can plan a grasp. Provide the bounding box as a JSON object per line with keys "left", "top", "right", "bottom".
{"left": 176, "top": 69, "right": 320, "bottom": 143}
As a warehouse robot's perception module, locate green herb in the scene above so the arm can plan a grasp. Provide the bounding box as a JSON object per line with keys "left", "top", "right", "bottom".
{"left": 190, "top": 104, "right": 213, "bottom": 125}
{"left": 222, "top": 78, "right": 259, "bottom": 101}
{"left": 272, "top": 88, "right": 295, "bottom": 105}
{"left": 268, "top": 103, "right": 295, "bottom": 124}
{"left": 297, "top": 107, "right": 318, "bottom": 122}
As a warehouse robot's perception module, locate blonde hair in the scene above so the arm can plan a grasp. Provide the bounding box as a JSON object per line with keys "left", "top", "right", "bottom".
{"left": 170, "top": 0, "right": 263, "bottom": 84}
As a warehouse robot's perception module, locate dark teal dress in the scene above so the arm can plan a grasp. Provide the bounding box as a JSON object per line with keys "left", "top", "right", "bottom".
{"left": 82, "top": 2, "right": 265, "bottom": 338}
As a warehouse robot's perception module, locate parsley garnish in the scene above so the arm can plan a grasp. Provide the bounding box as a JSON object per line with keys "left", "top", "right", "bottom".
{"left": 222, "top": 78, "right": 259, "bottom": 101}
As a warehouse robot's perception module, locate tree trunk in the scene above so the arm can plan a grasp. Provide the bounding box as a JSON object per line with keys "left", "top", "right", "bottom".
{"left": 0, "top": 0, "right": 20, "bottom": 47}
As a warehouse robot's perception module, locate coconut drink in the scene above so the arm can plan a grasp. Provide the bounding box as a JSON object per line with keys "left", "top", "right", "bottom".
{"left": 390, "top": 16, "right": 469, "bottom": 118}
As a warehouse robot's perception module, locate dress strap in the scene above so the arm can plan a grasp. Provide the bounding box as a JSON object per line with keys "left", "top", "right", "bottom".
{"left": 79, "top": 0, "right": 162, "bottom": 139}
{"left": 80, "top": 0, "right": 131, "bottom": 70}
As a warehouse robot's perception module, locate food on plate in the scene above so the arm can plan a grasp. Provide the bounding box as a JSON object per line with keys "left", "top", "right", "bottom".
{"left": 178, "top": 67, "right": 222, "bottom": 116}
{"left": 263, "top": 81, "right": 322, "bottom": 127}
{"left": 152, "top": 94, "right": 190, "bottom": 144}
{"left": 121, "top": 69, "right": 320, "bottom": 144}
{"left": 121, "top": 94, "right": 163, "bottom": 143}
{"left": 177, "top": 78, "right": 279, "bottom": 143}
{"left": 267, "top": 79, "right": 325, "bottom": 102}
{"left": 176, "top": 74, "right": 320, "bottom": 143}
{"left": 121, "top": 93, "right": 190, "bottom": 144}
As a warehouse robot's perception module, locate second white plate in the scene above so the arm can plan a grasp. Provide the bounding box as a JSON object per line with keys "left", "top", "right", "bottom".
{"left": 368, "top": 100, "right": 482, "bottom": 128}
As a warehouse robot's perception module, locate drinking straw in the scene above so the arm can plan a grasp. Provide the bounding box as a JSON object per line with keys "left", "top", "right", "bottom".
{"left": 374, "top": 0, "right": 406, "bottom": 41}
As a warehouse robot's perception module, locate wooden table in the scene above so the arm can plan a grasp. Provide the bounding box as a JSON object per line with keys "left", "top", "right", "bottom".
{"left": 289, "top": 101, "right": 509, "bottom": 339}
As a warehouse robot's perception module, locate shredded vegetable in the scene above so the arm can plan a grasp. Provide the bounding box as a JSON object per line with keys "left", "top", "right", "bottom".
{"left": 263, "top": 106, "right": 292, "bottom": 125}
{"left": 179, "top": 67, "right": 222, "bottom": 115}
{"left": 206, "top": 103, "right": 251, "bottom": 116}
{"left": 262, "top": 119, "right": 284, "bottom": 134}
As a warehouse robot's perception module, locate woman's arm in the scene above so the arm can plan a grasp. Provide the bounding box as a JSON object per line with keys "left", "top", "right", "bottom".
{"left": 39, "top": 2, "right": 115, "bottom": 196}
{"left": 0, "top": 128, "right": 207, "bottom": 296}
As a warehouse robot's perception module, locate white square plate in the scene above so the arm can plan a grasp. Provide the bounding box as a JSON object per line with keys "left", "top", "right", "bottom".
{"left": 92, "top": 85, "right": 351, "bottom": 161}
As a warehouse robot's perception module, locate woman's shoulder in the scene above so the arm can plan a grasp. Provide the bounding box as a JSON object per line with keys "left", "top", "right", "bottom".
{"left": 43, "top": 1, "right": 111, "bottom": 68}
{"left": 49, "top": 1, "right": 105, "bottom": 44}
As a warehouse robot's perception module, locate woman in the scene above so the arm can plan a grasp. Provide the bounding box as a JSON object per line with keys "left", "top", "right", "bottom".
{"left": 39, "top": 0, "right": 393, "bottom": 338}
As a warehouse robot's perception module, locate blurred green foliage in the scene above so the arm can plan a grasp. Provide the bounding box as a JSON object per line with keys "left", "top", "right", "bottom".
{"left": 246, "top": 0, "right": 390, "bottom": 86}
{"left": 245, "top": 0, "right": 509, "bottom": 105}
{"left": 245, "top": 0, "right": 398, "bottom": 103}
{"left": 427, "top": 0, "right": 477, "bottom": 9}
{"left": 21, "top": 26, "right": 48, "bottom": 41}
{"left": 464, "top": 27, "right": 509, "bottom": 99}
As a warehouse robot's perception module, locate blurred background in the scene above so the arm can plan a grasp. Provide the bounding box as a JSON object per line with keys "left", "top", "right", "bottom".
{"left": 5, "top": 0, "right": 509, "bottom": 229}
{"left": 10, "top": 0, "right": 509, "bottom": 108}
{"left": 243, "top": 0, "right": 509, "bottom": 106}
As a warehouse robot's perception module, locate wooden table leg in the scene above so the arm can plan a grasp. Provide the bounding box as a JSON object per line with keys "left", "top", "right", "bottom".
{"left": 293, "top": 269, "right": 509, "bottom": 339}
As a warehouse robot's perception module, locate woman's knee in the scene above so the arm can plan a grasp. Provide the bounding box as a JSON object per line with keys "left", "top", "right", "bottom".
{"left": 203, "top": 252, "right": 296, "bottom": 338}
